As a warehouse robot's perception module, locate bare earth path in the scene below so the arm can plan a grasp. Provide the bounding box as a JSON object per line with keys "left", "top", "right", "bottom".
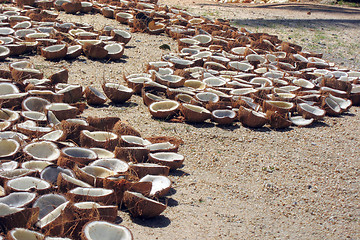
{"left": 2, "top": 1, "right": 359, "bottom": 239}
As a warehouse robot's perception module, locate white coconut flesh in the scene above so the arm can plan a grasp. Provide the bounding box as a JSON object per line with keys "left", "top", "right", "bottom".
{"left": 231, "top": 47, "right": 247, "bottom": 55}
{"left": 0, "top": 27, "right": 14, "bottom": 36}
{"left": 116, "top": 12, "right": 133, "bottom": 19}
{"left": 36, "top": 201, "right": 69, "bottom": 228}
{"left": 77, "top": 40, "right": 102, "bottom": 46}
{"left": 0, "top": 192, "right": 36, "bottom": 208}
{"left": 263, "top": 71, "right": 284, "bottom": 79}
{"left": 278, "top": 86, "right": 301, "bottom": 93}
{"left": 23, "top": 97, "right": 50, "bottom": 112}
{"left": 47, "top": 111, "right": 60, "bottom": 126}
{"left": 169, "top": 58, "right": 194, "bottom": 66}
{"left": 250, "top": 77, "right": 273, "bottom": 86}
{"left": 289, "top": 115, "right": 314, "bottom": 126}
{"left": 62, "top": 147, "right": 97, "bottom": 159}
{"left": 150, "top": 152, "right": 184, "bottom": 162}
{"left": 207, "top": 88, "right": 231, "bottom": 98}
{"left": 104, "top": 83, "right": 132, "bottom": 92}
{"left": 40, "top": 165, "right": 74, "bottom": 184}
{"left": 204, "top": 61, "right": 226, "bottom": 70}
{"left": 0, "top": 139, "right": 20, "bottom": 158}
{"left": 0, "top": 203, "right": 23, "bottom": 216}
{"left": 0, "top": 83, "right": 19, "bottom": 95}
{"left": 90, "top": 158, "right": 129, "bottom": 173}
{"left": 13, "top": 21, "right": 32, "bottom": 29}
{"left": 212, "top": 110, "right": 236, "bottom": 119}
{"left": 147, "top": 142, "right": 176, "bottom": 152}
{"left": 150, "top": 101, "right": 180, "bottom": 112}
{"left": 59, "top": 172, "right": 92, "bottom": 188}
{"left": 325, "top": 97, "right": 341, "bottom": 113}
{"left": 88, "top": 86, "right": 106, "bottom": 100}
{"left": 0, "top": 109, "right": 19, "bottom": 121}
{"left": 196, "top": 92, "right": 219, "bottom": 102}
{"left": 176, "top": 94, "right": 193, "bottom": 103}
{"left": 21, "top": 111, "right": 47, "bottom": 121}
{"left": 33, "top": 194, "right": 67, "bottom": 219}
{"left": 0, "top": 161, "right": 18, "bottom": 171}
{"left": 188, "top": 18, "right": 204, "bottom": 24}
{"left": 121, "top": 135, "right": 151, "bottom": 146}
{"left": 230, "top": 88, "right": 257, "bottom": 96}
{"left": 9, "top": 15, "right": 30, "bottom": 22}
{"left": 66, "top": 118, "right": 88, "bottom": 126}
{"left": 81, "top": 166, "right": 115, "bottom": 178}
{"left": 46, "top": 103, "right": 75, "bottom": 111}
{"left": 69, "top": 29, "right": 85, "bottom": 36}
{"left": 21, "top": 160, "right": 51, "bottom": 171}
{"left": 158, "top": 74, "right": 183, "bottom": 83}
{"left": 328, "top": 94, "right": 352, "bottom": 110}
{"left": 293, "top": 79, "right": 315, "bottom": 89}
{"left": 23, "top": 141, "right": 60, "bottom": 161}
{"left": 192, "top": 51, "right": 212, "bottom": 59}
{"left": 292, "top": 54, "right": 308, "bottom": 62}
{"left": 9, "top": 228, "right": 44, "bottom": 240}
{"left": 26, "top": 32, "right": 50, "bottom": 39}
{"left": 105, "top": 43, "right": 123, "bottom": 54}
{"left": 128, "top": 77, "right": 152, "bottom": 84}
{"left": 179, "top": 38, "right": 200, "bottom": 45}
{"left": 83, "top": 130, "right": 118, "bottom": 142}
{"left": 272, "top": 79, "right": 289, "bottom": 86}
{"left": 203, "top": 77, "right": 226, "bottom": 87}
{"left": 266, "top": 101, "right": 294, "bottom": 109}
{"left": 40, "top": 130, "right": 64, "bottom": 141}
{"left": 184, "top": 80, "right": 206, "bottom": 90}
{"left": 139, "top": 175, "right": 171, "bottom": 197}
{"left": 155, "top": 67, "right": 173, "bottom": 75}
{"left": 7, "top": 176, "right": 51, "bottom": 191}
{"left": 45, "top": 237, "right": 72, "bottom": 240}
{"left": 269, "top": 93, "right": 296, "bottom": 100}
{"left": 76, "top": 32, "right": 98, "bottom": 38}
{"left": 74, "top": 201, "right": 101, "bottom": 209}
{"left": 193, "top": 34, "right": 212, "bottom": 44}
{"left": 183, "top": 104, "right": 211, "bottom": 114}
{"left": 112, "top": 29, "right": 131, "bottom": 39}
{"left": 90, "top": 148, "right": 115, "bottom": 159}
{"left": 83, "top": 221, "right": 133, "bottom": 240}
{"left": 70, "top": 187, "right": 113, "bottom": 197}
{"left": 181, "top": 48, "right": 199, "bottom": 55}
{"left": 246, "top": 54, "right": 266, "bottom": 63}
{"left": 67, "top": 45, "right": 82, "bottom": 54}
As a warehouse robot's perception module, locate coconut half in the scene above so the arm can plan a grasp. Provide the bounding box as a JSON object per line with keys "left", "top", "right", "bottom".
{"left": 7, "top": 228, "right": 44, "bottom": 240}
{"left": 41, "top": 44, "right": 67, "bottom": 60}
{"left": 21, "top": 160, "right": 51, "bottom": 171}
{"left": 33, "top": 193, "right": 68, "bottom": 219}
{"left": 123, "top": 191, "right": 166, "bottom": 218}
{"left": 58, "top": 147, "right": 97, "bottom": 168}
{"left": 82, "top": 221, "right": 133, "bottom": 240}
{"left": 6, "top": 176, "right": 51, "bottom": 193}
{"left": 212, "top": 109, "right": 237, "bottom": 125}
{"left": 180, "top": 103, "right": 211, "bottom": 123}
{"left": 57, "top": 172, "right": 92, "bottom": 192}
{"left": 297, "top": 103, "right": 325, "bottom": 120}
{"left": 40, "top": 165, "right": 75, "bottom": 184}
{"left": 84, "top": 86, "right": 107, "bottom": 105}
{"left": 102, "top": 83, "right": 133, "bottom": 103}
{"left": 0, "top": 139, "right": 20, "bottom": 159}
{"left": 0, "top": 203, "right": 39, "bottom": 232}
{"left": 68, "top": 187, "right": 114, "bottom": 204}
{"left": 129, "top": 162, "right": 170, "bottom": 178}
{"left": 22, "top": 97, "right": 50, "bottom": 112}
{"left": 148, "top": 152, "right": 184, "bottom": 170}
{"left": 139, "top": 175, "right": 171, "bottom": 198}
{"left": 45, "top": 103, "right": 78, "bottom": 121}
{"left": 149, "top": 100, "right": 180, "bottom": 119}
{"left": 289, "top": 115, "right": 314, "bottom": 127}
{"left": 90, "top": 148, "right": 115, "bottom": 159}
{"left": 0, "top": 192, "right": 36, "bottom": 208}
{"left": 80, "top": 130, "right": 118, "bottom": 150}
{"left": 23, "top": 141, "right": 60, "bottom": 161}
{"left": 90, "top": 158, "right": 129, "bottom": 174}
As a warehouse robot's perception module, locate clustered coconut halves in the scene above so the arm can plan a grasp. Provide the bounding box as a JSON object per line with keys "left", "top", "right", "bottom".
{"left": 0, "top": 62, "right": 184, "bottom": 239}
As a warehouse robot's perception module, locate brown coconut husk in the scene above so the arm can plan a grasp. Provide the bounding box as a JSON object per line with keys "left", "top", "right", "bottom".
{"left": 67, "top": 188, "right": 115, "bottom": 205}
{"left": 62, "top": 1, "right": 82, "bottom": 14}
{"left": 59, "top": 120, "right": 92, "bottom": 145}
{"left": 145, "top": 136, "right": 184, "bottom": 148}
{"left": 50, "top": 68, "right": 69, "bottom": 85}
{"left": 123, "top": 191, "right": 166, "bottom": 218}
{"left": 129, "top": 163, "right": 170, "bottom": 178}
{"left": 266, "top": 110, "right": 292, "bottom": 129}
{"left": 0, "top": 207, "right": 39, "bottom": 232}
{"left": 320, "top": 77, "right": 352, "bottom": 93}
{"left": 84, "top": 86, "right": 107, "bottom": 105}
{"left": 79, "top": 130, "right": 118, "bottom": 151}
{"left": 11, "top": 68, "right": 43, "bottom": 82}
{"left": 87, "top": 116, "right": 121, "bottom": 131}
{"left": 57, "top": 172, "right": 91, "bottom": 193}
{"left": 82, "top": 43, "right": 108, "bottom": 60}
{"left": 114, "top": 146, "right": 149, "bottom": 163}
{"left": 112, "top": 120, "right": 141, "bottom": 137}
{"left": 238, "top": 106, "right": 268, "bottom": 128}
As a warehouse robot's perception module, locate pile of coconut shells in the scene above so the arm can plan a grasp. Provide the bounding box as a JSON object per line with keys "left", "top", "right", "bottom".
{"left": 0, "top": 4, "right": 131, "bottom": 61}
{"left": 0, "top": 61, "right": 184, "bottom": 239}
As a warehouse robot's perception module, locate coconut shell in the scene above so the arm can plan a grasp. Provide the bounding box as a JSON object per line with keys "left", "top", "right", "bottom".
{"left": 114, "top": 146, "right": 149, "bottom": 163}
{"left": 129, "top": 163, "right": 170, "bottom": 178}
{"left": 84, "top": 86, "right": 107, "bottom": 105}
{"left": 0, "top": 207, "right": 39, "bottom": 232}
{"left": 73, "top": 203, "right": 118, "bottom": 223}
{"left": 57, "top": 172, "right": 91, "bottom": 193}
{"left": 67, "top": 188, "right": 115, "bottom": 205}
{"left": 148, "top": 153, "right": 184, "bottom": 170}
{"left": 88, "top": 116, "right": 121, "bottom": 131}
{"left": 59, "top": 85, "right": 83, "bottom": 103}
{"left": 59, "top": 120, "right": 92, "bottom": 145}
{"left": 102, "top": 84, "right": 133, "bottom": 103}
{"left": 62, "top": 1, "right": 82, "bottom": 13}
{"left": 262, "top": 100, "right": 295, "bottom": 114}
{"left": 320, "top": 77, "right": 352, "bottom": 93}
{"left": 50, "top": 68, "right": 69, "bottom": 85}
{"left": 112, "top": 120, "right": 141, "bottom": 137}
{"left": 266, "top": 111, "right": 292, "bottom": 129}
{"left": 296, "top": 104, "right": 325, "bottom": 120}
{"left": 45, "top": 105, "right": 78, "bottom": 121}
{"left": 11, "top": 68, "right": 43, "bottom": 82}
{"left": 123, "top": 191, "right": 166, "bottom": 218}
{"left": 79, "top": 130, "right": 118, "bottom": 151}
{"left": 238, "top": 106, "right": 268, "bottom": 128}
{"left": 321, "top": 96, "right": 342, "bottom": 116}
{"left": 83, "top": 43, "right": 108, "bottom": 59}
{"left": 180, "top": 104, "right": 211, "bottom": 123}
{"left": 41, "top": 45, "right": 68, "bottom": 60}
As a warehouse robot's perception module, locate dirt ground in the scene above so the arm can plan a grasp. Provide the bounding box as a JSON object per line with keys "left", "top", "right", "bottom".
{"left": 2, "top": 0, "right": 360, "bottom": 239}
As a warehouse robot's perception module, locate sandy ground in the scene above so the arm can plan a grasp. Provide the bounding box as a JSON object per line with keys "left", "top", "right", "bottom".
{"left": 1, "top": 0, "right": 359, "bottom": 239}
